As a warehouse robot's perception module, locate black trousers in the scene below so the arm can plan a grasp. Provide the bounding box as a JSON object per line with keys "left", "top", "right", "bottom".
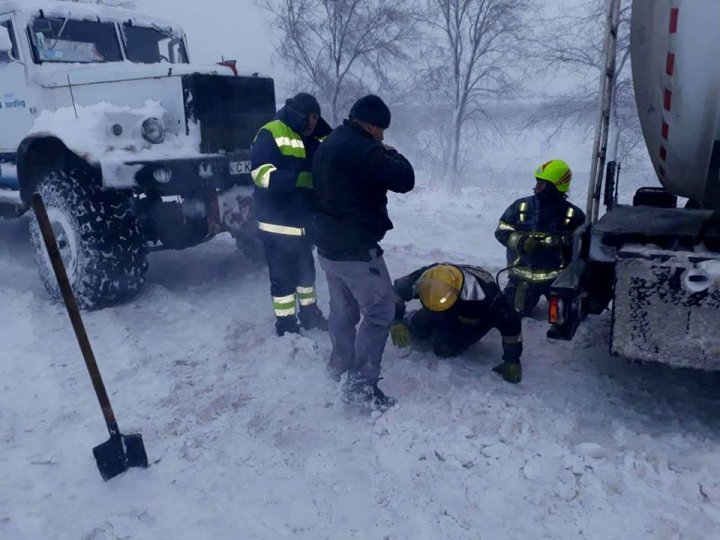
{"left": 503, "top": 278, "right": 552, "bottom": 316}
{"left": 260, "top": 231, "right": 316, "bottom": 317}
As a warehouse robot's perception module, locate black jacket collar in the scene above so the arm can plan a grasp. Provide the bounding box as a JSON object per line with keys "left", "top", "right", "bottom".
{"left": 343, "top": 119, "right": 375, "bottom": 140}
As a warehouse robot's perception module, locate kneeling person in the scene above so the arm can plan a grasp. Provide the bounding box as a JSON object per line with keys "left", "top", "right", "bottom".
{"left": 392, "top": 264, "right": 523, "bottom": 383}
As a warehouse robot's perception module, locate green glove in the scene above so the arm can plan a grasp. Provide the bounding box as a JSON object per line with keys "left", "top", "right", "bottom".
{"left": 509, "top": 232, "right": 537, "bottom": 254}
{"left": 390, "top": 322, "right": 412, "bottom": 348}
{"left": 296, "top": 171, "right": 313, "bottom": 189}
{"left": 492, "top": 361, "right": 522, "bottom": 384}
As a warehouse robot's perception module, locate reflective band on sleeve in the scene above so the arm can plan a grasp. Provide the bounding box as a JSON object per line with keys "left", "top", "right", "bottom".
{"left": 508, "top": 232, "right": 523, "bottom": 251}
{"left": 497, "top": 221, "right": 516, "bottom": 232}
{"left": 273, "top": 294, "right": 296, "bottom": 317}
{"left": 502, "top": 334, "right": 523, "bottom": 344}
{"left": 519, "top": 213, "right": 526, "bottom": 224}
{"left": 251, "top": 164, "right": 277, "bottom": 188}
{"left": 519, "top": 202, "right": 528, "bottom": 211}
{"left": 274, "top": 136, "right": 306, "bottom": 158}
{"left": 564, "top": 207, "right": 575, "bottom": 226}
{"left": 258, "top": 222, "right": 305, "bottom": 236}
{"left": 296, "top": 286, "right": 317, "bottom": 306}
{"left": 510, "top": 267, "right": 561, "bottom": 283}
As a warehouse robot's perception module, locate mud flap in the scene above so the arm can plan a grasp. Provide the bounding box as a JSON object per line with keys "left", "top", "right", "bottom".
{"left": 612, "top": 248, "right": 720, "bottom": 369}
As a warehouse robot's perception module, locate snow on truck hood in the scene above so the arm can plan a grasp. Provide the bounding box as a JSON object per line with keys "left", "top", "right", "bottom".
{"left": 33, "top": 63, "right": 236, "bottom": 88}
{"left": 27, "top": 101, "right": 204, "bottom": 177}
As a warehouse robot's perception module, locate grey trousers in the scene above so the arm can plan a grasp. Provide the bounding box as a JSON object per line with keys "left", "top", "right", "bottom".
{"left": 319, "top": 252, "right": 396, "bottom": 383}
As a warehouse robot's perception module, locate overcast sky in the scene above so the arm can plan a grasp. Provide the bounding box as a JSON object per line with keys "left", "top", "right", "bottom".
{"left": 136, "top": 0, "right": 282, "bottom": 81}
{"left": 132, "top": 0, "right": 652, "bottom": 183}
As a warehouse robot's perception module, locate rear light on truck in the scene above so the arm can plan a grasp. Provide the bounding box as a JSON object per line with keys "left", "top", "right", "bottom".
{"left": 549, "top": 296, "right": 563, "bottom": 325}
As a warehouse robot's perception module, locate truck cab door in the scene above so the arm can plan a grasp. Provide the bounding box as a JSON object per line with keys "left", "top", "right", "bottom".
{"left": 0, "top": 16, "right": 32, "bottom": 189}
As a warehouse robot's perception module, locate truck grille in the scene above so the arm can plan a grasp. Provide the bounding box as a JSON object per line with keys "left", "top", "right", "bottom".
{"left": 182, "top": 74, "right": 275, "bottom": 156}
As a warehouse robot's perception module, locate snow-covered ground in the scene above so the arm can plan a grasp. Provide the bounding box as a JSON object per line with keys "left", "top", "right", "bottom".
{"left": 1, "top": 187, "right": 719, "bottom": 540}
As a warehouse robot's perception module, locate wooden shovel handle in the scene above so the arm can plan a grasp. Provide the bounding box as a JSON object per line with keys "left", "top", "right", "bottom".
{"left": 31, "top": 194, "right": 118, "bottom": 434}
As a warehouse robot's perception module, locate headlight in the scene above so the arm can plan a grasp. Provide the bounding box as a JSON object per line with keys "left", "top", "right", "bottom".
{"left": 142, "top": 117, "right": 166, "bottom": 144}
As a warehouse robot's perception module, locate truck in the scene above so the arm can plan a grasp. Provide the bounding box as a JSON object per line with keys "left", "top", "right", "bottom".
{"left": 548, "top": 0, "right": 720, "bottom": 369}
{"left": 0, "top": 0, "right": 275, "bottom": 308}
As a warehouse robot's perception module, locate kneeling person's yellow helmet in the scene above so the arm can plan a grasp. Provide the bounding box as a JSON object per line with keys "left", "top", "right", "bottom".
{"left": 415, "top": 264, "right": 464, "bottom": 312}
{"left": 535, "top": 159, "right": 572, "bottom": 193}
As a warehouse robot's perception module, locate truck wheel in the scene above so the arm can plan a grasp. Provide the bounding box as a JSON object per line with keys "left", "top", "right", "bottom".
{"left": 29, "top": 169, "right": 148, "bottom": 309}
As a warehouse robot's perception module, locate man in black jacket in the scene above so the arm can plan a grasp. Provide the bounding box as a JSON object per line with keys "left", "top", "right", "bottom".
{"left": 312, "top": 95, "right": 415, "bottom": 411}
{"left": 251, "top": 93, "right": 332, "bottom": 336}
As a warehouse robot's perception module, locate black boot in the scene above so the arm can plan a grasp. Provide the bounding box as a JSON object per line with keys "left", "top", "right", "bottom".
{"left": 298, "top": 305, "right": 328, "bottom": 331}
{"left": 275, "top": 315, "right": 300, "bottom": 337}
{"left": 341, "top": 377, "right": 396, "bottom": 411}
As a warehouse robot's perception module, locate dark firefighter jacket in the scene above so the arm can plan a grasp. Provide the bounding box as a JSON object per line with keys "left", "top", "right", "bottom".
{"left": 394, "top": 264, "right": 522, "bottom": 362}
{"left": 495, "top": 195, "right": 585, "bottom": 283}
{"left": 312, "top": 120, "right": 415, "bottom": 257}
{"left": 250, "top": 106, "right": 332, "bottom": 236}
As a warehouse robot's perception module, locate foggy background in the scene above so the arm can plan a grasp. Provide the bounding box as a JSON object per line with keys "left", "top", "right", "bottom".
{"left": 132, "top": 0, "right": 657, "bottom": 197}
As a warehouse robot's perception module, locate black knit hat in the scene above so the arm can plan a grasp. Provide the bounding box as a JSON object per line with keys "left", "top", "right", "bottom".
{"left": 349, "top": 95, "right": 391, "bottom": 129}
{"left": 286, "top": 92, "right": 321, "bottom": 116}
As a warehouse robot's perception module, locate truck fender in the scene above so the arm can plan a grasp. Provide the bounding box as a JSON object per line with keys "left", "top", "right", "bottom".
{"left": 16, "top": 136, "right": 94, "bottom": 204}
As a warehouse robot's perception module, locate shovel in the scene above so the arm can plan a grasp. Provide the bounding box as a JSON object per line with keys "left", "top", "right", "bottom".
{"left": 31, "top": 193, "right": 148, "bottom": 481}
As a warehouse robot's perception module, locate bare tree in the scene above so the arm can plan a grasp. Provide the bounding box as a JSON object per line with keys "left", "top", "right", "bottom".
{"left": 525, "top": 0, "right": 642, "bottom": 165}
{"left": 260, "top": 0, "right": 417, "bottom": 124}
{"left": 419, "top": 0, "right": 533, "bottom": 178}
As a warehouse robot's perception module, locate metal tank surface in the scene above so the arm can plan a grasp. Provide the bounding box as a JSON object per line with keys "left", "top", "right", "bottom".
{"left": 632, "top": 0, "right": 720, "bottom": 208}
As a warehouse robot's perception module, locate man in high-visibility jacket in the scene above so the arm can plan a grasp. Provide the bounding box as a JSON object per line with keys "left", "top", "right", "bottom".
{"left": 251, "top": 93, "right": 332, "bottom": 336}
{"left": 495, "top": 160, "right": 585, "bottom": 316}
{"left": 390, "top": 263, "right": 523, "bottom": 384}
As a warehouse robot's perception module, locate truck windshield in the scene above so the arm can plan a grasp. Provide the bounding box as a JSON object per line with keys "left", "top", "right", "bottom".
{"left": 122, "top": 24, "right": 188, "bottom": 64}
{"left": 30, "top": 17, "right": 122, "bottom": 63}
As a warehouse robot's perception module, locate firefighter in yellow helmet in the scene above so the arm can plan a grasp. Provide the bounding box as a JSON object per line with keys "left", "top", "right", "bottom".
{"left": 390, "top": 263, "right": 523, "bottom": 383}
{"left": 495, "top": 160, "right": 585, "bottom": 316}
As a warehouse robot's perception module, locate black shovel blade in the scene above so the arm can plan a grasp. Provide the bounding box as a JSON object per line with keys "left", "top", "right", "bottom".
{"left": 92, "top": 433, "right": 149, "bottom": 481}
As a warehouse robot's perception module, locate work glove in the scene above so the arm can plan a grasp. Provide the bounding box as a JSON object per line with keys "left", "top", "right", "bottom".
{"left": 522, "top": 236, "right": 538, "bottom": 254}
{"left": 492, "top": 361, "right": 522, "bottom": 384}
{"left": 510, "top": 232, "right": 537, "bottom": 254}
{"left": 390, "top": 322, "right": 412, "bottom": 348}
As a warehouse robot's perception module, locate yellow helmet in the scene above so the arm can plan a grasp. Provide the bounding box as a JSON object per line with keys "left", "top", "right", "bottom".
{"left": 415, "top": 264, "right": 464, "bottom": 312}
{"left": 535, "top": 160, "right": 572, "bottom": 193}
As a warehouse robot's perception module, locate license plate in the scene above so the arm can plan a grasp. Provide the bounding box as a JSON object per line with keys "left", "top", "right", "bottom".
{"left": 229, "top": 161, "right": 251, "bottom": 175}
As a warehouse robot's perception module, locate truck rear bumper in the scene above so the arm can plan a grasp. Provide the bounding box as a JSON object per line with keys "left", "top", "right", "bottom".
{"left": 611, "top": 248, "right": 720, "bottom": 369}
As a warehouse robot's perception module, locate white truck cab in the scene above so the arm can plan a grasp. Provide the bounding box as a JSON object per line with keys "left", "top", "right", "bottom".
{"left": 0, "top": 1, "right": 275, "bottom": 308}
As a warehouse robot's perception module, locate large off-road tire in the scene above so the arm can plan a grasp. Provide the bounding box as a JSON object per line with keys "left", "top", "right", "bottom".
{"left": 29, "top": 169, "right": 148, "bottom": 309}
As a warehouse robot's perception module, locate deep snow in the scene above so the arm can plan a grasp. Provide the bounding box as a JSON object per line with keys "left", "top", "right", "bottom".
{"left": 1, "top": 187, "right": 719, "bottom": 540}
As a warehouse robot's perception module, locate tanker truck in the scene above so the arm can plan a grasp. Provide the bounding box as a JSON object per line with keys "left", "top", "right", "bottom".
{"left": 547, "top": 0, "right": 720, "bottom": 369}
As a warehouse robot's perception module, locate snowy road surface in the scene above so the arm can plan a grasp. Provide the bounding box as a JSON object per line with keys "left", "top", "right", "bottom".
{"left": 1, "top": 188, "right": 719, "bottom": 539}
